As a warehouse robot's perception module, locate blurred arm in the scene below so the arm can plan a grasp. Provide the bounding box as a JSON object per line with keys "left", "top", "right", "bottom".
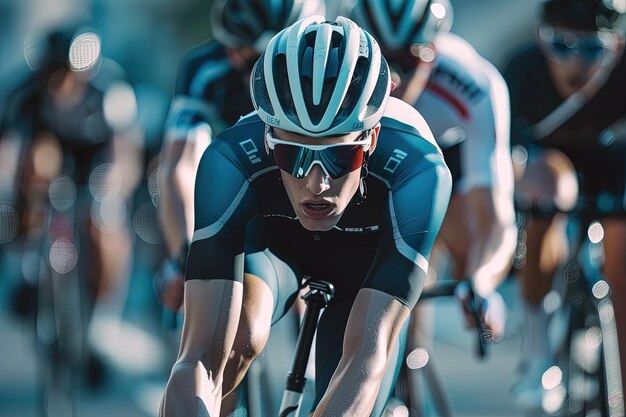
{"left": 158, "top": 123, "right": 210, "bottom": 256}
{"left": 464, "top": 187, "right": 517, "bottom": 297}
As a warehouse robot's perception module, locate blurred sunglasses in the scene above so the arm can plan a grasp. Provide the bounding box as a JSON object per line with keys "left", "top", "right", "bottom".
{"left": 265, "top": 126, "right": 371, "bottom": 179}
{"left": 538, "top": 24, "right": 616, "bottom": 62}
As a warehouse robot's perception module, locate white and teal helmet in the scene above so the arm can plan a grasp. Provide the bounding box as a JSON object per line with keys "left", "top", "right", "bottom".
{"left": 250, "top": 16, "right": 391, "bottom": 137}
{"left": 210, "top": 0, "right": 325, "bottom": 53}
{"left": 347, "top": 0, "right": 453, "bottom": 51}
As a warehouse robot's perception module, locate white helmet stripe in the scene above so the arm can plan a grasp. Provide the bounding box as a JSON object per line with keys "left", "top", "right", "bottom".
{"left": 288, "top": 15, "right": 325, "bottom": 131}
{"left": 313, "top": 16, "right": 359, "bottom": 132}
{"left": 312, "top": 23, "right": 332, "bottom": 106}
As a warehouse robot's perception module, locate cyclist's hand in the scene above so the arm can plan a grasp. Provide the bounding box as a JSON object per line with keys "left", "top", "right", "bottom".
{"left": 455, "top": 280, "right": 507, "bottom": 344}
{"left": 154, "top": 259, "right": 184, "bottom": 312}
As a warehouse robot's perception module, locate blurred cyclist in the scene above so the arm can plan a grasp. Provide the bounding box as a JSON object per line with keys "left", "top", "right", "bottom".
{"left": 345, "top": 0, "right": 516, "bottom": 345}
{"left": 157, "top": 0, "right": 325, "bottom": 312}
{"left": 503, "top": 0, "right": 626, "bottom": 404}
{"left": 159, "top": 16, "right": 451, "bottom": 417}
{"left": 0, "top": 22, "right": 142, "bottom": 385}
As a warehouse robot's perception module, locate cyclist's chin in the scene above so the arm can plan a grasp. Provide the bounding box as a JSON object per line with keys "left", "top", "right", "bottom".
{"left": 298, "top": 213, "right": 342, "bottom": 232}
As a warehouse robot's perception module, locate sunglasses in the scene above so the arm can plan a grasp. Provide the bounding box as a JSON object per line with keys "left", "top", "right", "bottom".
{"left": 538, "top": 25, "right": 615, "bottom": 62}
{"left": 265, "top": 126, "right": 372, "bottom": 180}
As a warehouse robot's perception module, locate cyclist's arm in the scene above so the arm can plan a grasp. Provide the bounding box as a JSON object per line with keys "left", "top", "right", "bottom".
{"left": 464, "top": 187, "right": 516, "bottom": 297}
{"left": 460, "top": 65, "right": 516, "bottom": 297}
{"left": 160, "top": 144, "right": 256, "bottom": 417}
{"left": 160, "top": 279, "right": 243, "bottom": 417}
{"left": 313, "top": 289, "right": 409, "bottom": 416}
{"left": 106, "top": 82, "right": 143, "bottom": 200}
{"left": 314, "top": 155, "right": 452, "bottom": 416}
{"left": 0, "top": 81, "right": 30, "bottom": 201}
{"left": 158, "top": 95, "right": 213, "bottom": 256}
{"left": 110, "top": 124, "right": 143, "bottom": 199}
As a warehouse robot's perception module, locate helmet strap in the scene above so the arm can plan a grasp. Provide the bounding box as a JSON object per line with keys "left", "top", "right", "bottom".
{"left": 355, "top": 151, "right": 370, "bottom": 206}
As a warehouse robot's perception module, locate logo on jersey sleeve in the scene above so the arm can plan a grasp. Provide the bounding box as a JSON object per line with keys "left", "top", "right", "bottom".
{"left": 239, "top": 139, "right": 262, "bottom": 164}
{"left": 384, "top": 149, "right": 408, "bottom": 174}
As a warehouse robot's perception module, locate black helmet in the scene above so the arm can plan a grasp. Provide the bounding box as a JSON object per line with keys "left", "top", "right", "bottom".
{"left": 210, "top": 0, "right": 325, "bottom": 52}
{"left": 542, "top": 0, "right": 625, "bottom": 31}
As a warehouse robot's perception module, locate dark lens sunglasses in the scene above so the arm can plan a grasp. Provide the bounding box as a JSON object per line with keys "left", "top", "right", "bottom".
{"left": 539, "top": 25, "right": 615, "bottom": 62}
{"left": 265, "top": 126, "right": 372, "bottom": 180}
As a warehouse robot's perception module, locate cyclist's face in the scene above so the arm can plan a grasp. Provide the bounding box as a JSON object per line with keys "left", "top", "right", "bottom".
{"left": 538, "top": 25, "right": 622, "bottom": 97}
{"left": 225, "top": 46, "right": 260, "bottom": 73}
{"left": 271, "top": 127, "right": 377, "bottom": 231}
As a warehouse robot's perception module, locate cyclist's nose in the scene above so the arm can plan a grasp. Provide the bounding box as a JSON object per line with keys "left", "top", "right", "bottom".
{"left": 305, "top": 165, "right": 331, "bottom": 195}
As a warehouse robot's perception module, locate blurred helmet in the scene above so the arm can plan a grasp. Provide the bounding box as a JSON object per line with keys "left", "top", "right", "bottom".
{"left": 542, "top": 0, "right": 625, "bottom": 31}
{"left": 210, "top": 0, "right": 326, "bottom": 53}
{"left": 250, "top": 16, "right": 391, "bottom": 137}
{"left": 24, "top": 23, "right": 102, "bottom": 74}
{"left": 347, "top": 0, "right": 453, "bottom": 51}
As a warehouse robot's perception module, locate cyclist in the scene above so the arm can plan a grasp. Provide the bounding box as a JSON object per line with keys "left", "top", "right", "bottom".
{"left": 503, "top": 0, "right": 626, "bottom": 403}
{"left": 345, "top": 0, "right": 517, "bottom": 343}
{"left": 156, "top": 0, "right": 325, "bottom": 312}
{"left": 0, "top": 22, "right": 142, "bottom": 385}
{"left": 159, "top": 16, "right": 451, "bottom": 417}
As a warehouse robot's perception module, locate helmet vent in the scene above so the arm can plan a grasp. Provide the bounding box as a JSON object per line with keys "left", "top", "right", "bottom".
{"left": 251, "top": 54, "right": 274, "bottom": 116}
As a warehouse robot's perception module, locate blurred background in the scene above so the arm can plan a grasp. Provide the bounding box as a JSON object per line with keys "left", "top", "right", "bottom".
{"left": 0, "top": 1, "right": 545, "bottom": 416}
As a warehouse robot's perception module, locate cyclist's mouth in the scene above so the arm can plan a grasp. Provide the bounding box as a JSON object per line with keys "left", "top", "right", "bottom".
{"left": 300, "top": 202, "right": 336, "bottom": 218}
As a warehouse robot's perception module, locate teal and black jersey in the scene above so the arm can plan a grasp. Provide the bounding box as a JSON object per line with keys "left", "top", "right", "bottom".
{"left": 165, "top": 41, "right": 254, "bottom": 140}
{"left": 187, "top": 97, "right": 451, "bottom": 310}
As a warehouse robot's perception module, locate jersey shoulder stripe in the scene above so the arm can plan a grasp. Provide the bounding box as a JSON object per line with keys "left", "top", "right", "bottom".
{"left": 210, "top": 112, "right": 276, "bottom": 179}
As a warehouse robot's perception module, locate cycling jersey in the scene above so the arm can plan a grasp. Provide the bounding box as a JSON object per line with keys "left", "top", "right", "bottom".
{"left": 505, "top": 44, "right": 626, "bottom": 216}
{"left": 413, "top": 32, "right": 514, "bottom": 200}
{"left": 164, "top": 41, "right": 254, "bottom": 142}
{"left": 0, "top": 60, "right": 133, "bottom": 183}
{"left": 186, "top": 97, "right": 451, "bottom": 310}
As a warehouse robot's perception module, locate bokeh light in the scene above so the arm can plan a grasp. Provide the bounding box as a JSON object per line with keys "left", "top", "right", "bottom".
{"left": 542, "top": 385, "right": 566, "bottom": 414}
{"left": 89, "top": 163, "right": 119, "bottom": 202}
{"left": 587, "top": 221, "right": 604, "bottom": 244}
{"left": 541, "top": 366, "right": 562, "bottom": 390}
{"left": 49, "top": 236, "right": 78, "bottom": 274}
{"left": 406, "top": 347, "right": 429, "bottom": 370}
{"left": 97, "top": 193, "right": 127, "bottom": 232}
{"left": 68, "top": 31, "right": 101, "bottom": 71}
{"left": 592, "top": 280, "right": 610, "bottom": 299}
{"left": 104, "top": 82, "right": 138, "bottom": 131}
{"left": 133, "top": 202, "right": 163, "bottom": 244}
{"left": 147, "top": 167, "right": 160, "bottom": 207}
{"left": 543, "top": 290, "right": 562, "bottom": 314}
{"left": 571, "top": 329, "right": 601, "bottom": 374}
{"left": 0, "top": 204, "right": 20, "bottom": 244}
{"left": 48, "top": 175, "right": 77, "bottom": 212}
{"left": 511, "top": 145, "right": 528, "bottom": 166}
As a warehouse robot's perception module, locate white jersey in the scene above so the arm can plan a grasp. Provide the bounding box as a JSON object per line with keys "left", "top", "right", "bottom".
{"left": 414, "top": 32, "right": 513, "bottom": 202}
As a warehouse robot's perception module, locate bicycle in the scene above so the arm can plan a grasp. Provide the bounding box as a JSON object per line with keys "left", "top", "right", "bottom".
{"left": 511, "top": 127, "right": 626, "bottom": 417}
{"left": 531, "top": 208, "right": 624, "bottom": 417}
{"left": 32, "top": 157, "right": 120, "bottom": 416}
{"left": 276, "top": 279, "right": 489, "bottom": 417}
{"left": 34, "top": 172, "right": 89, "bottom": 417}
